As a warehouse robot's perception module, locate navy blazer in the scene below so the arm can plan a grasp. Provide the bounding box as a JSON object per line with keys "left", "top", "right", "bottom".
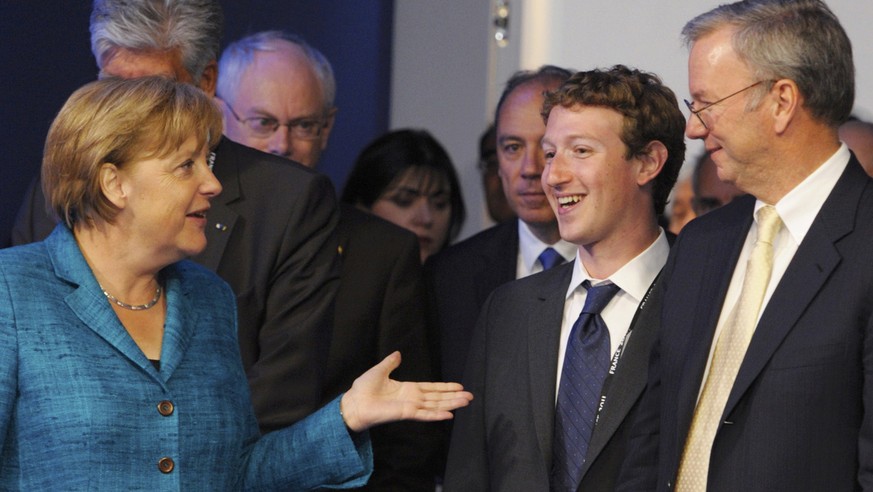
{"left": 0, "top": 226, "right": 371, "bottom": 490}
{"left": 619, "top": 157, "right": 873, "bottom": 491}
{"left": 10, "top": 137, "right": 341, "bottom": 431}
{"left": 444, "top": 258, "right": 665, "bottom": 491}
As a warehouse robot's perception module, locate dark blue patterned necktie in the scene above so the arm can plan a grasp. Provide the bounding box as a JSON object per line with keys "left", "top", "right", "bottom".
{"left": 538, "top": 247, "right": 564, "bottom": 270}
{"left": 551, "top": 280, "right": 621, "bottom": 491}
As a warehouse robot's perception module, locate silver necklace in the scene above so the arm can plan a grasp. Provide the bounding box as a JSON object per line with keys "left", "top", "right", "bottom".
{"left": 101, "top": 284, "right": 163, "bottom": 311}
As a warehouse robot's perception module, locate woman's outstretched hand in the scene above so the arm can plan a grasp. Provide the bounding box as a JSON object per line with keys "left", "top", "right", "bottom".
{"left": 340, "top": 351, "right": 474, "bottom": 432}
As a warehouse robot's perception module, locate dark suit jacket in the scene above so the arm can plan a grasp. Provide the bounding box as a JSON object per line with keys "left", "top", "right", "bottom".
{"left": 444, "top": 259, "right": 665, "bottom": 491}
{"left": 618, "top": 158, "right": 873, "bottom": 491}
{"left": 328, "top": 204, "right": 440, "bottom": 491}
{"left": 10, "top": 137, "right": 340, "bottom": 432}
{"left": 425, "top": 219, "right": 519, "bottom": 384}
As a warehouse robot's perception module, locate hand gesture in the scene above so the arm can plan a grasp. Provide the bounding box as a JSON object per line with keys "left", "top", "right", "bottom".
{"left": 340, "top": 351, "right": 474, "bottom": 432}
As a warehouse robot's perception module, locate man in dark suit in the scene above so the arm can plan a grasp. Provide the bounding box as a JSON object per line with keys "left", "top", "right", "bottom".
{"left": 444, "top": 65, "right": 686, "bottom": 491}
{"left": 11, "top": 0, "right": 336, "bottom": 430}
{"left": 617, "top": 2, "right": 873, "bottom": 491}
{"left": 426, "top": 66, "right": 576, "bottom": 386}
{"left": 216, "top": 31, "right": 439, "bottom": 490}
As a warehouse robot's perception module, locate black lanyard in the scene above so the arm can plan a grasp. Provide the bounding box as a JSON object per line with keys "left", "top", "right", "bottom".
{"left": 594, "top": 271, "right": 661, "bottom": 424}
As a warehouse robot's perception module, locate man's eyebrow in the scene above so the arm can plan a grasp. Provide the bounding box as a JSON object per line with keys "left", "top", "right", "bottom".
{"left": 497, "top": 135, "right": 523, "bottom": 144}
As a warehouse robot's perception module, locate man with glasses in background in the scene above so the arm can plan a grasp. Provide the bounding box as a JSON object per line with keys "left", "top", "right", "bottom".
{"left": 216, "top": 30, "right": 441, "bottom": 491}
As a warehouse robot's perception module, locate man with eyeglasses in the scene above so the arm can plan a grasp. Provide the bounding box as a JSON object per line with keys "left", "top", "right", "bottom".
{"left": 11, "top": 0, "right": 340, "bottom": 433}
{"left": 618, "top": 1, "right": 873, "bottom": 491}
{"left": 217, "top": 31, "right": 336, "bottom": 168}
{"left": 216, "top": 30, "right": 441, "bottom": 491}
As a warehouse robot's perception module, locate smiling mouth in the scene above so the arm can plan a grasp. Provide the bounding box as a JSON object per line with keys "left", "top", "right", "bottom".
{"left": 557, "top": 195, "right": 583, "bottom": 208}
{"left": 187, "top": 210, "right": 208, "bottom": 219}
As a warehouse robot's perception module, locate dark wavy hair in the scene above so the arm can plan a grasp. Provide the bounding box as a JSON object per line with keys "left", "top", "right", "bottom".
{"left": 542, "top": 65, "right": 686, "bottom": 215}
{"left": 342, "top": 129, "right": 466, "bottom": 246}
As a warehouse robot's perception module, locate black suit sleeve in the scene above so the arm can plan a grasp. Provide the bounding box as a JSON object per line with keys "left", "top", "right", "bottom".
{"left": 616, "top": 236, "right": 682, "bottom": 492}
{"left": 244, "top": 172, "right": 340, "bottom": 432}
{"left": 366, "top": 229, "right": 442, "bottom": 491}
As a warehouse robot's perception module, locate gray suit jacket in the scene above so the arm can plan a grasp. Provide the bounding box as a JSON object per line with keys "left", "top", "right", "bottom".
{"left": 444, "top": 260, "right": 664, "bottom": 491}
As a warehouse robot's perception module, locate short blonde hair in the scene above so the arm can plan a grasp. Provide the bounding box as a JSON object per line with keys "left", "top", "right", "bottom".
{"left": 42, "top": 76, "right": 223, "bottom": 228}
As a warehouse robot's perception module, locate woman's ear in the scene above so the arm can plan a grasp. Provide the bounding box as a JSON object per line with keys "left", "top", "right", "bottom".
{"left": 636, "top": 140, "right": 667, "bottom": 186}
{"left": 99, "top": 162, "right": 127, "bottom": 209}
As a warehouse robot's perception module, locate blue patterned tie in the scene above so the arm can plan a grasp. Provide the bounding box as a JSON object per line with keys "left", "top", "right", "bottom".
{"left": 538, "top": 247, "right": 564, "bottom": 270}
{"left": 551, "top": 280, "right": 621, "bottom": 491}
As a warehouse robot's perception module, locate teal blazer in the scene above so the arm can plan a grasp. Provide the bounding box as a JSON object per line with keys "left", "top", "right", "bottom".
{"left": 0, "top": 226, "right": 372, "bottom": 490}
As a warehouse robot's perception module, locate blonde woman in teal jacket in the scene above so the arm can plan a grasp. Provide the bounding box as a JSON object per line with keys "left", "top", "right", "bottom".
{"left": 0, "top": 77, "right": 471, "bottom": 490}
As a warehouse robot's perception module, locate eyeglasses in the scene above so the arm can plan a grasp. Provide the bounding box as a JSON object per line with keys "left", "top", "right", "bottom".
{"left": 684, "top": 80, "right": 768, "bottom": 130}
{"left": 220, "top": 97, "right": 325, "bottom": 140}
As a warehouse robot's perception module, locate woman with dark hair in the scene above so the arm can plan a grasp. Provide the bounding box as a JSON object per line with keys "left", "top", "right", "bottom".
{"left": 342, "top": 129, "right": 465, "bottom": 262}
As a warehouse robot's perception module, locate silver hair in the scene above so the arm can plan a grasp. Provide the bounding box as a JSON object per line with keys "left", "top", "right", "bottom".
{"left": 216, "top": 30, "right": 336, "bottom": 112}
{"left": 682, "top": 0, "right": 853, "bottom": 127}
{"left": 90, "top": 0, "right": 223, "bottom": 83}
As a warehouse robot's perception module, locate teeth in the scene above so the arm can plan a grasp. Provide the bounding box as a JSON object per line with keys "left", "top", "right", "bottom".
{"left": 557, "top": 195, "right": 582, "bottom": 206}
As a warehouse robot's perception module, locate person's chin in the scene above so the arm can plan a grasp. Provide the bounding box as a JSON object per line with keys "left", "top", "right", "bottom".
{"left": 516, "top": 206, "right": 556, "bottom": 225}
{"left": 178, "top": 235, "right": 208, "bottom": 259}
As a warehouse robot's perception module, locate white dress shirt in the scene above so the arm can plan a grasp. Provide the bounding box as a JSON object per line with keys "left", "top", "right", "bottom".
{"left": 696, "top": 144, "right": 850, "bottom": 398}
{"left": 555, "top": 229, "right": 670, "bottom": 398}
{"left": 516, "top": 219, "right": 576, "bottom": 279}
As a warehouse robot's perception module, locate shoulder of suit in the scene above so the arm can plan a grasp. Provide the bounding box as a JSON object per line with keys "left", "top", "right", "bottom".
{"left": 487, "top": 261, "right": 570, "bottom": 305}
{"left": 214, "top": 137, "right": 324, "bottom": 184}
{"left": 337, "top": 205, "right": 418, "bottom": 249}
{"left": 678, "top": 193, "right": 755, "bottom": 238}
{"left": 427, "top": 221, "right": 517, "bottom": 266}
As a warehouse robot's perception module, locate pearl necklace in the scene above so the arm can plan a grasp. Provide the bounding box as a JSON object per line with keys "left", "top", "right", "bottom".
{"left": 101, "top": 284, "right": 163, "bottom": 311}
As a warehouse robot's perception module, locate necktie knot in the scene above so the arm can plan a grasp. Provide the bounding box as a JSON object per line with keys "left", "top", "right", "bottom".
{"left": 580, "top": 280, "right": 621, "bottom": 315}
{"left": 755, "top": 205, "right": 782, "bottom": 246}
{"left": 538, "top": 247, "right": 564, "bottom": 270}
{"left": 552, "top": 279, "right": 617, "bottom": 489}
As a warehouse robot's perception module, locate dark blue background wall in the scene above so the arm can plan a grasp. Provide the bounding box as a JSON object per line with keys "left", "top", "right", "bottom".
{"left": 0, "top": 1, "right": 393, "bottom": 247}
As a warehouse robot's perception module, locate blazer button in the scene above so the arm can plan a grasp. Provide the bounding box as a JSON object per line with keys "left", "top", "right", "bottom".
{"left": 157, "top": 400, "right": 174, "bottom": 416}
{"left": 158, "top": 457, "right": 175, "bottom": 474}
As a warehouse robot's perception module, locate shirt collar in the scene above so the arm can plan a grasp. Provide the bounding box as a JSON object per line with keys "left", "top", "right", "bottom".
{"left": 566, "top": 228, "right": 670, "bottom": 303}
{"left": 761, "top": 143, "right": 850, "bottom": 245}
{"left": 517, "top": 219, "right": 576, "bottom": 269}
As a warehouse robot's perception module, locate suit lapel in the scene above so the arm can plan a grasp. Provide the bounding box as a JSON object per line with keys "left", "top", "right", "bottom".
{"left": 581, "top": 273, "right": 664, "bottom": 477}
{"left": 47, "top": 227, "right": 164, "bottom": 383}
{"left": 195, "top": 138, "right": 240, "bottom": 272}
{"left": 675, "top": 198, "right": 755, "bottom": 441}
{"left": 157, "top": 263, "right": 199, "bottom": 380}
{"left": 529, "top": 263, "right": 574, "bottom": 468}
{"left": 723, "top": 160, "right": 863, "bottom": 417}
